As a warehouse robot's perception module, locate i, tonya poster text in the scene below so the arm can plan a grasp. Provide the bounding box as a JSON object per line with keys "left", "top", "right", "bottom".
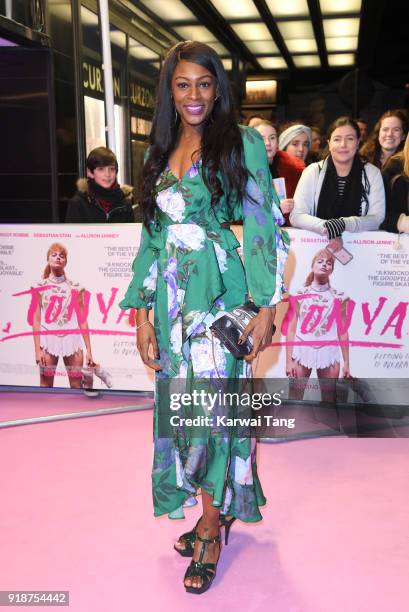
{"left": 0, "top": 225, "right": 408, "bottom": 391}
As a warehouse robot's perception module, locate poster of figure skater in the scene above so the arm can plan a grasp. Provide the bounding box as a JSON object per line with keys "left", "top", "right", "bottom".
{"left": 283, "top": 248, "right": 352, "bottom": 406}
{"left": 285, "top": 248, "right": 351, "bottom": 380}
{"left": 0, "top": 225, "right": 156, "bottom": 390}
{"left": 32, "top": 242, "right": 112, "bottom": 389}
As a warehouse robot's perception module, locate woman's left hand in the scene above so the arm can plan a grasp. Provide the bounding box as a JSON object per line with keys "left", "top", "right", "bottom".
{"left": 240, "top": 307, "right": 276, "bottom": 362}
{"left": 342, "top": 365, "right": 351, "bottom": 379}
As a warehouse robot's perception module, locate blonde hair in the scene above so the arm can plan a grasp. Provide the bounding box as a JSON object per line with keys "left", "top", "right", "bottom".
{"left": 304, "top": 249, "right": 335, "bottom": 286}
{"left": 252, "top": 119, "right": 278, "bottom": 131}
{"left": 43, "top": 242, "right": 68, "bottom": 278}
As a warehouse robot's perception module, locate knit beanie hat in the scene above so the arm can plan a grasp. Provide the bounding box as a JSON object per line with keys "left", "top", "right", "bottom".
{"left": 279, "top": 124, "right": 312, "bottom": 151}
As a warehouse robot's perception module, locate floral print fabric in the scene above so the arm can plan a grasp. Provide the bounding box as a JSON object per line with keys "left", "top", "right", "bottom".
{"left": 120, "top": 126, "right": 289, "bottom": 521}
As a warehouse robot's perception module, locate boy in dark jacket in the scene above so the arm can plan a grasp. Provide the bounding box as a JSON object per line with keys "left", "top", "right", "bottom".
{"left": 65, "top": 147, "right": 135, "bottom": 222}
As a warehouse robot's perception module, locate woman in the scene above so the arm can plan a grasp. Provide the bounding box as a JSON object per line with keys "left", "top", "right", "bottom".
{"left": 380, "top": 133, "right": 409, "bottom": 234}
{"left": 278, "top": 123, "right": 312, "bottom": 162}
{"left": 354, "top": 118, "right": 368, "bottom": 144}
{"left": 311, "top": 126, "right": 323, "bottom": 154}
{"left": 120, "top": 41, "right": 288, "bottom": 594}
{"left": 290, "top": 117, "right": 385, "bottom": 248}
{"left": 286, "top": 249, "right": 351, "bottom": 395}
{"left": 307, "top": 126, "right": 323, "bottom": 164}
{"left": 32, "top": 243, "right": 94, "bottom": 388}
{"left": 360, "top": 109, "right": 408, "bottom": 169}
{"left": 253, "top": 119, "right": 304, "bottom": 223}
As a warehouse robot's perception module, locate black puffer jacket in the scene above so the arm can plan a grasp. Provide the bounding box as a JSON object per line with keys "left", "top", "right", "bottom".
{"left": 65, "top": 179, "right": 135, "bottom": 223}
{"left": 381, "top": 157, "right": 409, "bottom": 232}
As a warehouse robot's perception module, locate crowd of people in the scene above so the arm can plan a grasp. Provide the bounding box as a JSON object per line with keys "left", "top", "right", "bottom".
{"left": 246, "top": 109, "right": 409, "bottom": 241}
{"left": 66, "top": 107, "right": 409, "bottom": 244}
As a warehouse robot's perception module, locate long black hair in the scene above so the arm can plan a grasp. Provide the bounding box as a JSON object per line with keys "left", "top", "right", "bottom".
{"left": 141, "top": 41, "right": 248, "bottom": 227}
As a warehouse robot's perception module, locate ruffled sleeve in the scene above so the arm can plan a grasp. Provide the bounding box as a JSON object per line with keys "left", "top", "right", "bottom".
{"left": 240, "top": 126, "right": 290, "bottom": 307}
{"left": 119, "top": 223, "right": 160, "bottom": 310}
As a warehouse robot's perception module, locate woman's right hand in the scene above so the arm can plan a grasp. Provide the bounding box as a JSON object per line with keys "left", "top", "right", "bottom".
{"left": 137, "top": 322, "right": 162, "bottom": 371}
{"left": 279, "top": 198, "right": 294, "bottom": 215}
{"left": 397, "top": 214, "right": 409, "bottom": 233}
{"left": 326, "top": 235, "right": 343, "bottom": 253}
{"left": 35, "top": 348, "right": 46, "bottom": 366}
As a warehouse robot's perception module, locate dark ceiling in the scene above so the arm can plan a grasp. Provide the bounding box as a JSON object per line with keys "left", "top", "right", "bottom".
{"left": 132, "top": 0, "right": 409, "bottom": 90}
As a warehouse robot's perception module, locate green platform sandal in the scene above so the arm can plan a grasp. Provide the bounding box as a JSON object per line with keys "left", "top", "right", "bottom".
{"left": 184, "top": 532, "right": 221, "bottom": 595}
{"left": 174, "top": 515, "right": 236, "bottom": 557}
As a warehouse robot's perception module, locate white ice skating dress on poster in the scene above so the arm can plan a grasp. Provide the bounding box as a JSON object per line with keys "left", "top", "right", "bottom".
{"left": 35, "top": 276, "right": 84, "bottom": 357}
{"left": 292, "top": 284, "right": 348, "bottom": 370}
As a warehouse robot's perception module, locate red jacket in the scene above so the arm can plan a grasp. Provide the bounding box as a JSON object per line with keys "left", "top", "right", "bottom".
{"left": 271, "top": 150, "right": 305, "bottom": 198}
{"left": 270, "top": 150, "right": 305, "bottom": 226}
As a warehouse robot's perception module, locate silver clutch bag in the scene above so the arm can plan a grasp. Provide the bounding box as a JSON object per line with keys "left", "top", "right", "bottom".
{"left": 210, "top": 302, "right": 261, "bottom": 358}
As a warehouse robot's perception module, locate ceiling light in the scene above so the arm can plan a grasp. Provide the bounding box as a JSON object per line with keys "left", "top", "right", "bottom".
{"left": 129, "top": 39, "right": 159, "bottom": 60}
{"left": 246, "top": 79, "right": 277, "bottom": 93}
{"left": 171, "top": 27, "right": 228, "bottom": 54}
{"left": 208, "top": 41, "right": 229, "bottom": 54}
{"left": 231, "top": 22, "right": 272, "bottom": 41}
{"left": 277, "top": 21, "right": 314, "bottom": 39}
{"left": 110, "top": 30, "right": 127, "bottom": 48}
{"left": 257, "top": 57, "right": 287, "bottom": 69}
{"left": 52, "top": 5, "right": 77, "bottom": 22}
{"left": 174, "top": 25, "right": 217, "bottom": 42}
{"left": 325, "top": 36, "right": 358, "bottom": 51}
{"left": 323, "top": 18, "right": 360, "bottom": 38}
{"left": 222, "top": 58, "right": 233, "bottom": 70}
{"left": 265, "top": 0, "right": 309, "bottom": 17}
{"left": 138, "top": 0, "right": 198, "bottom": 22}
{"left": 81, "top": 7, "right": 98, "bottom": 26}
{"left": 328, "top": 53, "right": 355, "bottom": 66}
{"left": 286, "top": 38, "right": 318, "bottom": 53}
{"left": 293, "top": 55, "right": 321, "bottom": 67}
{"left": 210, "top": 0, "right": 260, "bottom": 19}
{"left": 320, "top": 0, "right": 361, "bottom": 14}
{"left": 245, "top": 40, "right": 279, "bottom": 54}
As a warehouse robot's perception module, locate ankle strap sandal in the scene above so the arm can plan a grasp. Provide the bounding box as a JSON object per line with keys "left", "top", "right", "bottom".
{"left": 184, "top": 533, "right": 221, "bottom": 595}
{"left": 175, "top": 515, "right": 236, "bottom": 558}
{"left": 174, "top": 516, "right": 202, "bottom": 558}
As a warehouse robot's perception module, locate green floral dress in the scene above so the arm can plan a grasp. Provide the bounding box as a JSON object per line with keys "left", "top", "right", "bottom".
{"left": 120, "top": 126, "right": 289, "bottom": 521}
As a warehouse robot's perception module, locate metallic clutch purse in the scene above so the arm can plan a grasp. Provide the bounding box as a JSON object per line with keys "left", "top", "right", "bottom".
{"left": 210, "top": 302, "right": 261, "bottom": 358}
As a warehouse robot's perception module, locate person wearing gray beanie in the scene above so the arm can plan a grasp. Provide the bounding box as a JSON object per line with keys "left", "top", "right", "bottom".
{"left": 279, "top": 124, "right": 312, "bottom": 161}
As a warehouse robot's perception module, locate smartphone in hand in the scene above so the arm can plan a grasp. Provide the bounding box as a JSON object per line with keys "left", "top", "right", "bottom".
{"left": 325, "top": 243, "right": 354, "bottom": 265}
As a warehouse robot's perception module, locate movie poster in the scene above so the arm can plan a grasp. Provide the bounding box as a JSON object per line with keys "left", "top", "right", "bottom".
{"left": 1, "top": 225, "right": 408, "bottom": 394}
{"left": 233, "top": 227, "right": 409, "bottom": 395}
{"left": 0, "top": 225, "right": 154, "bottom": 391}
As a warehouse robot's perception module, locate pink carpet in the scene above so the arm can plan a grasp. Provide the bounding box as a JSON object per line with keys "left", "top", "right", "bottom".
{"left": 1, "top": 392, "right": 408, "bottom": 611}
